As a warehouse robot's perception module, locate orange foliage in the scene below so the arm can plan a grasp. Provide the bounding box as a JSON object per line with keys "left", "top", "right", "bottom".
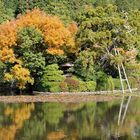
{"left": 16, "top": 9, "right": 47, "bottom": 29}
{"left": 0, "top": 21, "right": 17, "bottom": 48}
{"left": 68, "top": 22, "right": 78, "bottom": 35}
{"left": 0, "top": 47, "right": 16, "bottom": 63}
{"left": 0, "top": 103, "right": 34, "bottom": 140}
{"left": 0, "top": 9, "right": 76, "bottom": 55}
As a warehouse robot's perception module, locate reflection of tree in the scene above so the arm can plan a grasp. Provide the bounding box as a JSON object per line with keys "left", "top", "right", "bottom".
{"left": 0, "top": 99, "right": 140, "bottom": 140}
{"left": 93, "top": 99, "right": 140, "bottom": 139}
{"left": 42, "top": 103, "right": 65, "bottom": 126}
{"left": 0, "top": 103, "right": 34, "bottom": 140}
{"left": 58, "top": 102, "right": 97, "bottom": 140}
{"left": 17, "top": 102, "right": 66, "bottom": 140}
{"left": 47, "top": 131, "right": 65, "bottom": 140}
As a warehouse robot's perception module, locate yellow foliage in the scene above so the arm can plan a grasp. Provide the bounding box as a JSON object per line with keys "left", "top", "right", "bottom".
{"left": 4, "top": 64, "right": 34, "bottom": 89}
{"left": 4, "top": 73, "right": 13, "bottom": 81}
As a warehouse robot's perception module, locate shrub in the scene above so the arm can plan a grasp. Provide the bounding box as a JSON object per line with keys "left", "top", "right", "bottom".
{"left": 59, "top": 81, "right": 68, "bottom": 92}
{"left": 86, "top": 81, "right": 96, "bottom": 92}
{"left": 105, "top": 76, "right": 114, "bottom": 91}
{"left": 96, "top": 71, "right": 114, "bottom": 91}
{"left": 41, "top": 64, "right": 65, "bottom": 92}
{"left": 61, "top": 77, "right": 97, "bottom": 92}
{"left": 113, "top": 78, "right": 127, "bottom": 90}
{"left": 79, "top": 81, "right": 87, "bottom": 92}
{"left": 64, "top": 77, "right": 79, "bottom": 92}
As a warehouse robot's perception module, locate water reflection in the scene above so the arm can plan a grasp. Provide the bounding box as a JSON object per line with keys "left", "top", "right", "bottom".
{"left": 118, "top": 96, "right": 131, "bottom": 125}
{"left": 0, "top": 97, "right": 140, "bottom": 140}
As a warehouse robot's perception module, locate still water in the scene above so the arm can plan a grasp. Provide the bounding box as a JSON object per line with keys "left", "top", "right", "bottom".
{"left": 0, "top": 96, "right": 140, "bottom": 140}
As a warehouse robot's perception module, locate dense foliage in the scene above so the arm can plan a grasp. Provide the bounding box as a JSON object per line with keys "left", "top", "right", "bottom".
{"left": 0, "top": 0, "right": 140, "bottom": 93}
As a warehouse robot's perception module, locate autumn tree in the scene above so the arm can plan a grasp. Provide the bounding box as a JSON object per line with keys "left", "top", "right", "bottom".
{"left": 0, "top": 9, "right": 77, "bottom": 91}
{"left": 4, "top": 64, "right": 34, "bottom": 90}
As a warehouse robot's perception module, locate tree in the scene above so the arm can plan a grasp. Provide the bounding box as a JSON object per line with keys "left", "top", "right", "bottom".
{"left": 0, "top": 9, "right": 77, "bottom": 91}
{"left": 73, "top": 50, "right": 96, "bottom": 81}
{"left": 22, "top": 52, "right": 45, "bottom": 76}
{"left": 115, "top": 0, "right": 140, "bottom": 11}
{"left": 4, "top": 64, "right": 34, "bottom": 90}
{"left": 14, "top": 0, "right": 96, "bottom": 23}
{"left": 0, "top": 0, "right": 14, "bottom": 24}
{"left": 76, "top": 5, "right": 139, "bottom": 77}
{"left": 16, "top": 26, "right": 43, "bottom": 52}
{"left": 40, "top": 64, "right": 64, "bottom": 92}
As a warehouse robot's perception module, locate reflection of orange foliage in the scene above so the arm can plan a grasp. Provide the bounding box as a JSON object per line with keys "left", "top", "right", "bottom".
{"left": 47, "top": 131, "right": 65, "bottom": 140}
{"left": 0, "top": 103, "right": 34, "bottom": 140}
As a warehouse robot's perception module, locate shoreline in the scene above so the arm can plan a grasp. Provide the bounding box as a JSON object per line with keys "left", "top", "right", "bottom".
{"left": 0, "top": 94, "right": 121, "bottom": 103}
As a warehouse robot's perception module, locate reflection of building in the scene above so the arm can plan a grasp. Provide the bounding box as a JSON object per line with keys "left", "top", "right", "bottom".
{"left": 61, "top": 62, "right": 74, "bottom": 77}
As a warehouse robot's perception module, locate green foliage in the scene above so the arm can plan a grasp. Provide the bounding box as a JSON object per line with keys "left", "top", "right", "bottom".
{"left": 106, "top": 76, "right": 114, "bottom": 91}
{"left": 113, "top": 78, "right": 128, "bottom": 90}
{"left": 23, "top": 52, "right": 45, "bottom": 76}
{"left": 96, "top": 71, "right": 114, "bottom": 91}
{"left": 94, "top": 0, "right": 140, "bottom": 11}
{"left": 86, "top": 81, "right": 96, "bottom": 91}
{"left": 0, "top": 61, "right": 6, "bottom": 82}
{"left": 94, "top": 0, "right": 115, "bottom": 7}
{"left": 3, "top": 0, "right": 18, "bottom": 14}
{"left": 13, "top": 0, "right": 96, "bottom": 23}
{"left": 73, "top": 50, "right": 96, "bottom": 81}
{"left": 0, "top": 0, "right": 14, "bottom": 23}
{"left": 76, "top": 4, "right": 139, "bottom": 78}
{"left": 17, "top": 26, "right": 43, "bottom": 51}
{"left": 41, "top": 64, "right": 65, "bottom": 92}
{"left": 42, "top": 102, "right": 65, "bottom": 125}
{"left": 77, "top": 4, "right": 138, "bottom": 55}
{"left": 78, "top": 80, "right": 97, "bottom": 92}
{"left": 126, "top": 63, "right": 140, "bottom": 88}
{"left": 115, "top": 0, "right": 140, "bottom": 11}
{"left": 79, "top": 81, "right": 87, "bottom": 92}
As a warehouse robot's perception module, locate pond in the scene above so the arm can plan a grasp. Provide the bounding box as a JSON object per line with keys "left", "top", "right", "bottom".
{"left": 0, "top": 96, "right": 140, "bottom": 140}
